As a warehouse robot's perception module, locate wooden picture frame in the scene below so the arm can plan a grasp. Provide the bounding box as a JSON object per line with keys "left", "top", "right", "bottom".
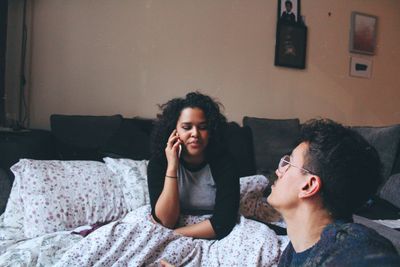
{"left": 350, "top": 12, "right": 378, "bottom": 55}
{"left": 274, "top": 23, "right": 307, "bottom": 69}
{"left": 278, "top": 0, "right": 301, "bottom": 24}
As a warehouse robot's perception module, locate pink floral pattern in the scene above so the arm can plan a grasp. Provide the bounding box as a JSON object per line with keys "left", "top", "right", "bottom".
{"left": 240, "top": 175, "right": 282, "bottom": 223}
{"left": 9, "top": 159, "right": 128, "bottom": 238}
{"left": 103, "top": 158, "right": 150, "bottom": 211}
{"left": 55, "top": 205, "right": 285, "bottom": 267}
{"left": 1, "top": 162, "right": 288, "bottom": 266}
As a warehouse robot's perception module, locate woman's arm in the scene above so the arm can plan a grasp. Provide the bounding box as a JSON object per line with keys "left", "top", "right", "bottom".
{"left": 148, "top": 158, "right": 181, "bottom": 228}
{"left": 154, "top": 176, "right": 180, "bottom": 228}
{"left": 209, "top": 154, "right": 240, "bottom": 239}
{"left": 147, "top": 130, "right": 182, "bottom": 228}
{"left": 174, "top": 219, "right": 216, "bottom": 239}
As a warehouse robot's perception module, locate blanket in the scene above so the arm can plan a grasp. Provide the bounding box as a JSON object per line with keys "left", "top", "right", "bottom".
{"left": 55, "top": 205, "right": 287, "bottom": 267}
{"left": 1, "top": 206, "right": 288, "bottom": 266}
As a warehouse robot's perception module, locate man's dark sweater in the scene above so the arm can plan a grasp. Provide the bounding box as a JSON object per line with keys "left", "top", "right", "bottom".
{"left": 278, "top": 221, "right": 400, "bottom": 267}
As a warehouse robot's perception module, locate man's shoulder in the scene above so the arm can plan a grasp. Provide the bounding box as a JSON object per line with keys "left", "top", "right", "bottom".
{"left": 324, "top": 222, "right": 395, "bottom": 248}
{"left": 317, "top": 222, "right": 399, "bottom": 266}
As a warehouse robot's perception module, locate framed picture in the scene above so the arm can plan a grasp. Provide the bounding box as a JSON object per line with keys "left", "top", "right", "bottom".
{"left": 349, "top": 56, "right": 372, "bottom": 79}
{"left": 274, "top": 23, "right": 307, "bottom": 69}
{"left": 278, "top": 0, "right": 300, "bottom": 24}
{"left": 350, "top": 12, "right": 378, "bottom": 55}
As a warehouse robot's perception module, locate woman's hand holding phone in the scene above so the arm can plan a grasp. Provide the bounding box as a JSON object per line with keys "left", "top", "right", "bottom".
{"left": 165, "top": 129, "right": 182, "bottom": 172}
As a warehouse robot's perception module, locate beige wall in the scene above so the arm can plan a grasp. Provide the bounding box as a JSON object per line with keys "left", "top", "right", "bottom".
{"left": 10, "top": 0, "right": 400, "bottom": 128}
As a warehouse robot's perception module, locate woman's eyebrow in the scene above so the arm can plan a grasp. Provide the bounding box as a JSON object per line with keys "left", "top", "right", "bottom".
{"left": 181, "top": 121, "right": 207, "bottom": 125}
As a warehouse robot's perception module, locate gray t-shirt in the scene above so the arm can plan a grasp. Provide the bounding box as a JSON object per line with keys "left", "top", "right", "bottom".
{"left": 178, "top": 163, "right": 216, "bottom": 214}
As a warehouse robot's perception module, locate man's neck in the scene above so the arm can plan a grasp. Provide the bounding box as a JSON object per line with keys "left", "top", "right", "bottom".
{"left": 284, "top": 206, "right": 333, "bottom": 253}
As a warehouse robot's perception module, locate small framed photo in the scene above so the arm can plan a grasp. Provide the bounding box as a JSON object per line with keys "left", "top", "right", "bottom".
{"left": 274, "top": 23, "right": 307, "bottom": 69}
{"left": 278, "top": 0, "right": 300, "bottom": 24}
{"left": 350, "top": 12, "right": 378, "bottom": 55}
{"left": 349, "top": 56, "right": 372, "bottom": 79}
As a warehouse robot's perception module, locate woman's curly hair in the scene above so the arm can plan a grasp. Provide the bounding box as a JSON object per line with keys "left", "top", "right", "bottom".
{"left": 150, "top": 92, "right": 227, "bottom": 159}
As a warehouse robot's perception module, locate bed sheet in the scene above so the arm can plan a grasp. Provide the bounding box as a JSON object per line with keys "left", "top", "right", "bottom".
{"left": 0, "top": 214, "right": 82, "bottom": 266}
{"left": 55, "top": 205, "right": 288, "bottom": 267}
{"left": 1, "top": 206, "right": 288, "bottom": 267}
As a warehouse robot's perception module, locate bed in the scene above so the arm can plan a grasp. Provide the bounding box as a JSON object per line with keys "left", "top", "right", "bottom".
{"left": 0, "top": 158, "right": 288, "bottom": 266}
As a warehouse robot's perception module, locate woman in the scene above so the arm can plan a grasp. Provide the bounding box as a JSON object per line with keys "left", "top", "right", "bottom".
{"left": 147, "top": 91, "right": 240, "bottom": 240}
{"left": 56, "top": 92, "right": 282, "bottom": 266}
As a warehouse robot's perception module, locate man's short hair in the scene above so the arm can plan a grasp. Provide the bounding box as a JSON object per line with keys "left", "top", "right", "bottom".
{"left": 300, "top": 119, "right": 382, "bottom": 219}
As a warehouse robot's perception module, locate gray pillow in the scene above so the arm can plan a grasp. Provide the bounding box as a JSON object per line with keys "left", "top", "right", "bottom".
{"left": 352, "top": 124, "right": 400, "bottom": 182}
{"left": 379, "top": 173, "right": 400, "bottom": 209}
{"left": 243, "top": 117, "right": 300, "bottom": 176}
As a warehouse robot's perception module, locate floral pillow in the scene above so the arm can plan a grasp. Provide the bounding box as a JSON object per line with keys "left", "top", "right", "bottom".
{"left": 240, "top": 175, "right": 281, "bottom": 223}
{"left": 6, "top": 159, "right": 128, "bottom": 238}
{"left": 103, "top": 157, "right": 150, "bottom": 211}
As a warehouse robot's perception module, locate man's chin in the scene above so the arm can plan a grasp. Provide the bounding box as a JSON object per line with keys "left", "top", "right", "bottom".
{"left": 266, "top": 194, "right": 279, "bottom": 209}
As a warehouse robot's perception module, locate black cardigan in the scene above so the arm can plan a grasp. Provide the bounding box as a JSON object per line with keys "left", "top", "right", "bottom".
{"left": 147, "top": 153, "right": 240, "bottom": 239}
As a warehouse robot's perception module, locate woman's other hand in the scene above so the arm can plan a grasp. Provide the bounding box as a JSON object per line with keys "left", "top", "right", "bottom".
{"left": 160, "top": 259, "right": 175, "bottom": 267}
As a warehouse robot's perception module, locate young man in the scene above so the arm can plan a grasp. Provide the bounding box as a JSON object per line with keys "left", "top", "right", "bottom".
{"left": 280, "top": 0, "right": 296, "bottom": 23}
{"left": 268, "top": 119, "right": 399, "bottom": 266}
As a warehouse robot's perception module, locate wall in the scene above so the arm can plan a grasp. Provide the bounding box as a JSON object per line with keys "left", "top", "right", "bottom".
{"left": 0, "top": 0, "right": 7, "bottom": 125}
{"left": 5, "top": 0, "right": 33, "bottom": 128}
{"left": 7, "top": 0, "right": 400, "bottom": 129}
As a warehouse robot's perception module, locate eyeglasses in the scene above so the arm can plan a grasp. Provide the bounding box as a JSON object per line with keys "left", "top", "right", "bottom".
{"left": 278, "top": 155, "right": 312, "bottom": 174}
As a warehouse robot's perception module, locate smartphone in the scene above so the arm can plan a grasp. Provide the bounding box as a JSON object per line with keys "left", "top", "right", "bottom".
{"left": 176, "top": 130, "right": 182, "bottom": 158}
{"left": 178, "top": 144, "right": 182, "bottom": 158}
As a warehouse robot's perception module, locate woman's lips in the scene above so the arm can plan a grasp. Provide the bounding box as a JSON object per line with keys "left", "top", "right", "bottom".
{"left": 188, "top": 142, "right": 201, "bottom": 148}
{"left": 189, "top": 143, "right": 200, "bottom": 147}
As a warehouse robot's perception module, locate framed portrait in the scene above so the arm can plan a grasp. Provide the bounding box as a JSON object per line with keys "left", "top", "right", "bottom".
{"left": 274, "top": 23, "right": 307, "bottom": 69}
{"left": 349, "top": 56, "right": 372, "bottom": 79}
{"left": 278, "top": 0, "right": 301, "bottom": 24}
{"left": 349, "top": 12, "right": 378, "bottom": 55}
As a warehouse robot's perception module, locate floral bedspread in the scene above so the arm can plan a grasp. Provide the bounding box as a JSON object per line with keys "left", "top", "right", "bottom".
{"left": 0, "top": 214, "right": 82, "bottom": 266}
{"left": 0, "top": 206, "right": 288, "bottom": 267}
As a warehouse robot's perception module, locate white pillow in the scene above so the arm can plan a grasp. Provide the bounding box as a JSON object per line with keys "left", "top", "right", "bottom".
{"left": 7, "top": 159, "right": 128, "bottom": 238}
{"left": 240, "top": 175, "right": 281, "bottom": 223}
{"left": 103, "top": 157, "right": 150, "bottom": 211}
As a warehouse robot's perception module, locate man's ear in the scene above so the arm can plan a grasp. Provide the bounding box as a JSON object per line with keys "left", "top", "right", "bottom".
{"left": 299, "top": 175, "right": 322, "bottom": 198}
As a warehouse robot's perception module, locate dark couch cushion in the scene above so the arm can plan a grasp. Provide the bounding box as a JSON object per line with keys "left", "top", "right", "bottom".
{"left": 0, "top": 129, "right": 56, "bottom": 172}
{"left": 224, "top": 122, "right": 256, "bottom": 177}
{"left": 352, "top": 124, "right": 400, "bottom": 183}
{"left": 0, "top": 168, "right": 12, "bottom": 214}
{"left": 356, "top": 194, "right": 400, "bottom": 220}
{"left": 391, "top": 145, "right": 400, "bottom": 175}
{"left": 129, "top": 117, "right": 154, "bottom": 136}
{"left": 379, "top": 173, "right": 400, "bottom": 209}
{"left": 243, "top": 117, "right": 300, "bottom": 176}
{"left": 50, "top": 114, "right": 123, "bottom": 160}
{"left": 100, "top": 118, "right": 152, "bottom": 160}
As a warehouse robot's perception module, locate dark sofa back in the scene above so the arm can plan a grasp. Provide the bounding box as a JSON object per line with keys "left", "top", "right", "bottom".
{"left": 50, "top": 114, "right": 153, "bottom": 161}
{"left": 49, "top": 115, "right": 256, "bottom": 177}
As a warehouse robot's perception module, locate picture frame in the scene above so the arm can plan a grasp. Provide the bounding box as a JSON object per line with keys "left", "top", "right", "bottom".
{"left": 278, "top": 0, "right": 300, "bottom": 24}
{"left": 349, "top": 56, "right": 372, "bottom": 79}
{"left": 274, "top": 23, "right": 307, "bottom": 69}
{"left": 349, "top": 12, "right": 378, "bottom": 55}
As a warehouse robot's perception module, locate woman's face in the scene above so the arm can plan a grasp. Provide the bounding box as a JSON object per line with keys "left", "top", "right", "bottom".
{"left": 176, "top": 107, "right": 209, "bottom": 159}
